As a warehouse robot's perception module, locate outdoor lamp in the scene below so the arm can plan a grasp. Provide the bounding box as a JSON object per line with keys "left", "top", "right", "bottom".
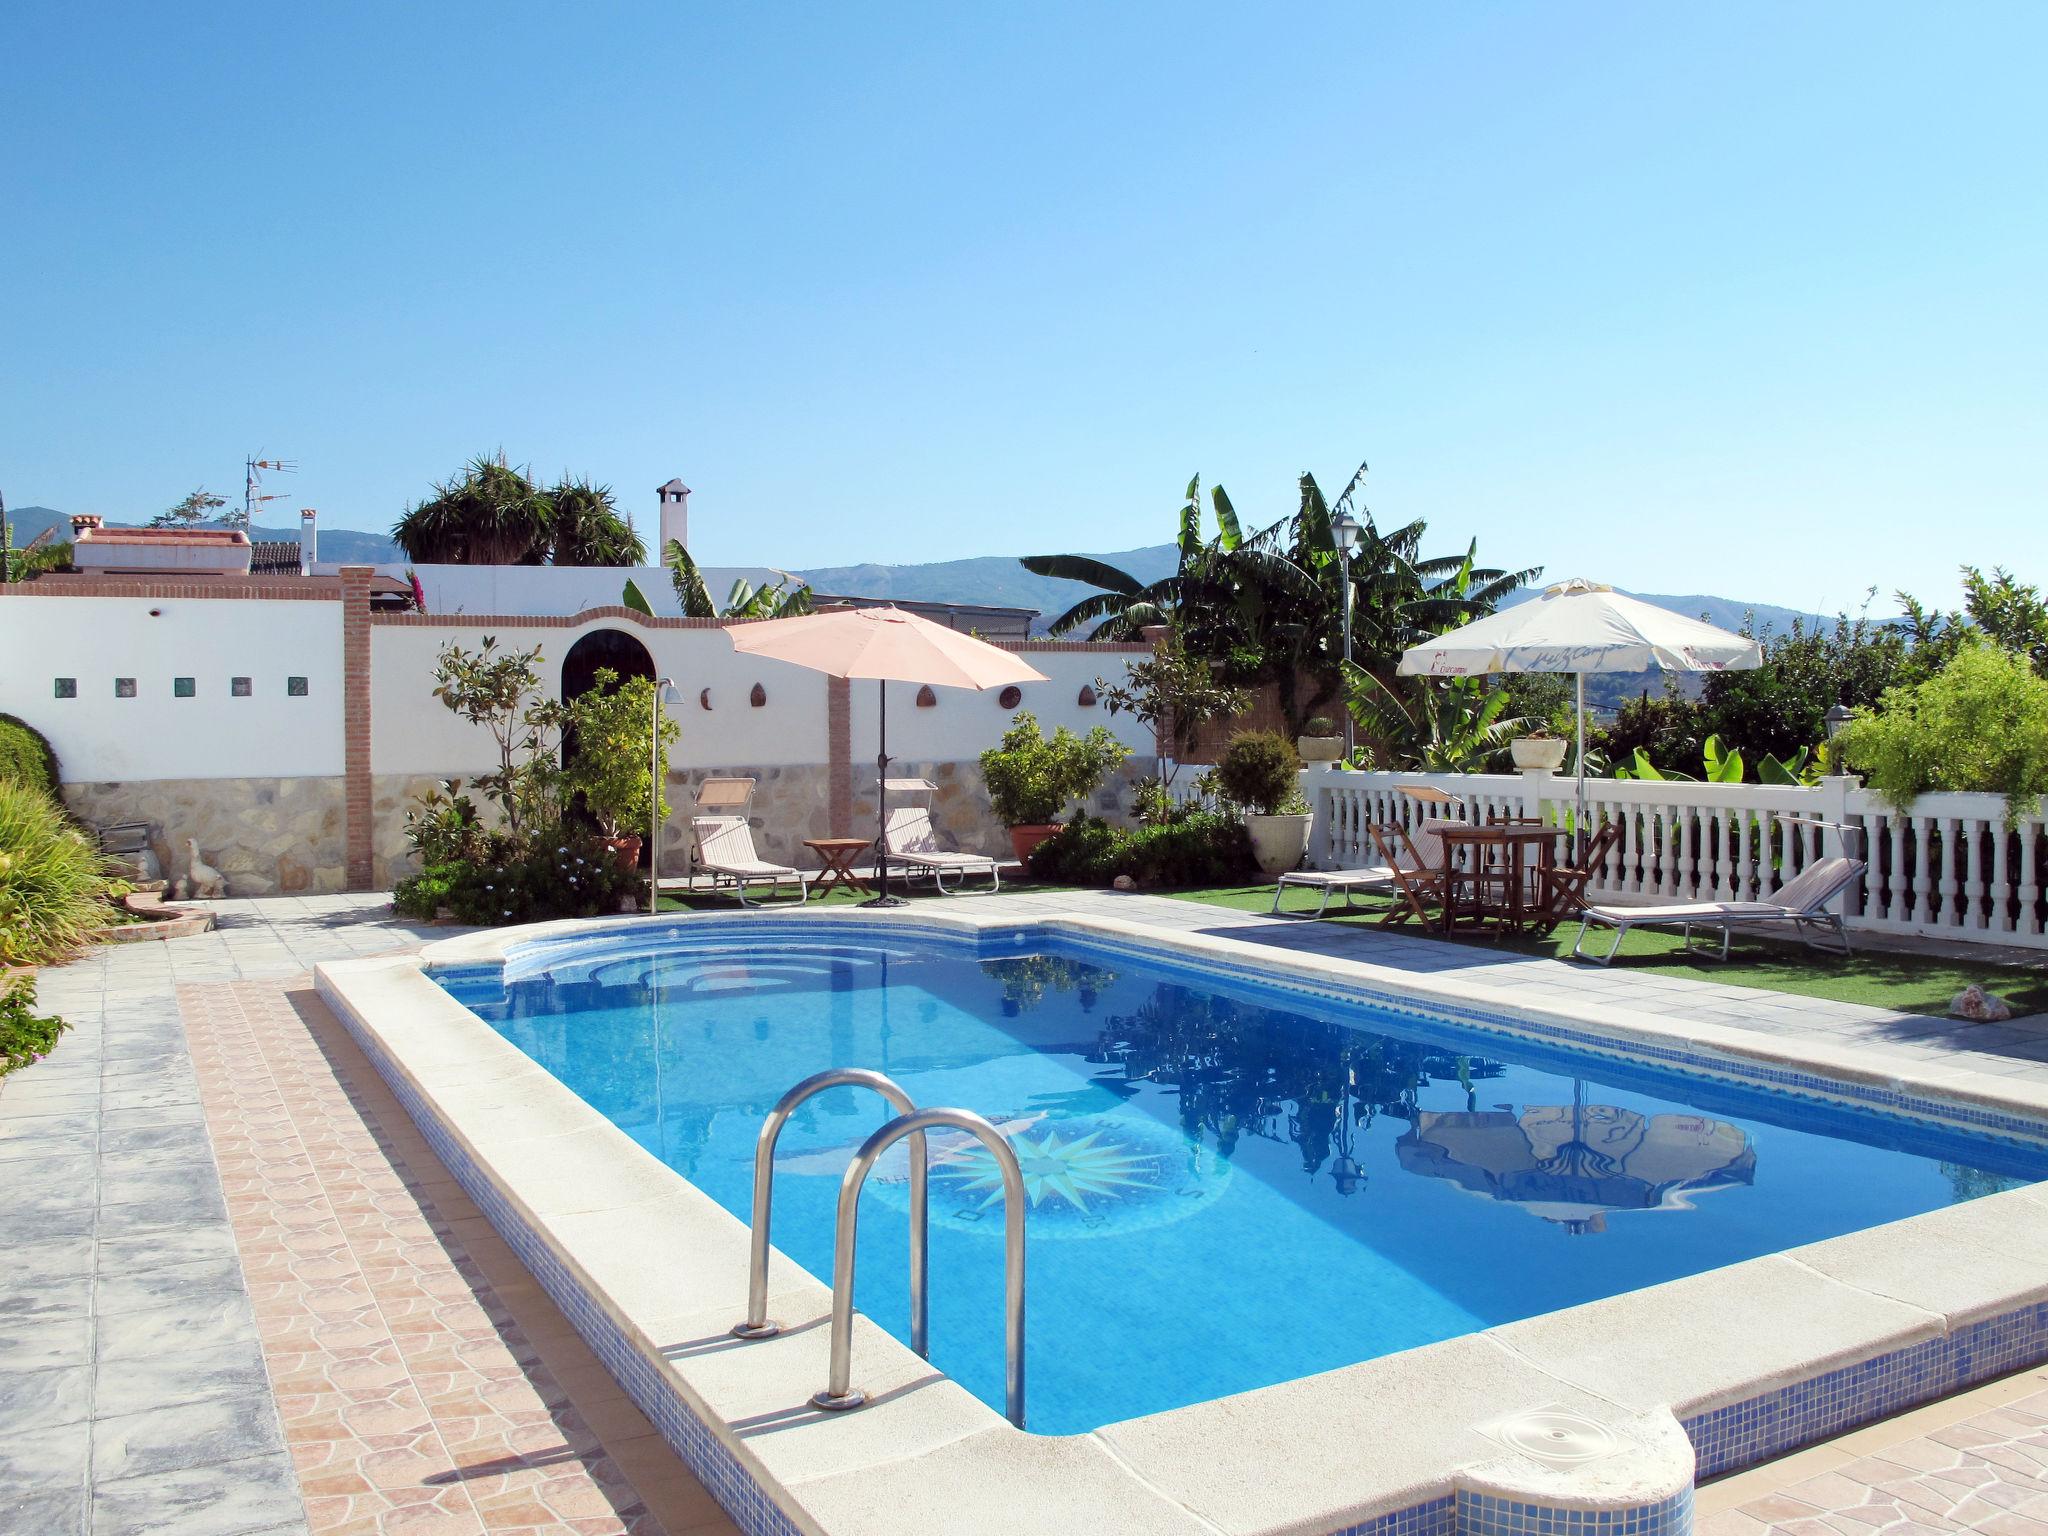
{"left": 1330, "top": 509, "right": 1363, "bottom": 761}
{"left": 651, "top": 679, "right": 682, "bottom": 912}
{"left": 1824, "top": 703, "right": 1854, "bottom": 774}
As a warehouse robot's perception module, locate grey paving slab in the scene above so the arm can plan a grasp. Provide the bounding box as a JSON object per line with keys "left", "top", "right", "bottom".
{"left": 90, "top": 1392, "right": 287, "bottom": 1483}
{"left": 94, "top": 1340, "right": 274, "bottom": 1419}
{"left": 1, "top": 1483, "right": 87, "bottom": 1536}
{"left": 90, "top": 1452, "right": 308, "bottom": 1536}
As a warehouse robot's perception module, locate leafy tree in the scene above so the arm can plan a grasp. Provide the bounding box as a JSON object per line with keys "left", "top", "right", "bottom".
{"left": 1893, "top": 566, "right": 2048, "bottom": 680}
{"left": 1096, "top": 630, "right": 1252, "bottom": 793}
{"left": 1834, "top": 641, "right": 2048, "bottom": 826}
{"left": 979, "top": 712, "right": 1130, "bottom": 826}
{"left": 1600, "top": 686, "right": 1710, "bottom": 776}
{"left": 150, "top": 487, "right": 228, "bottom": 528}
{"left": 428, "top": 637, "right": 569, "bottom": 834}
{"left": 565, "top": 669, "right": 677, "bottom": 840}
{"left": 664, "top": 540, "right": 812, "bottom": 619}
{"left": 1699, "top": 614, "right": 1908, "bottom": 764}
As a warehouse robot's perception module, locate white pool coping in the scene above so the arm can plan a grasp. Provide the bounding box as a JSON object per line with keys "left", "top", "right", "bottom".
{"left": 315, "top": 906, "right": 2048, "bottom": 1536}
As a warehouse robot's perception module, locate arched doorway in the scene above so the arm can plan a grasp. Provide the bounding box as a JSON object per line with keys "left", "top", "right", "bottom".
{"left": 561, "top": 628, "right": 655, "bottom": 703}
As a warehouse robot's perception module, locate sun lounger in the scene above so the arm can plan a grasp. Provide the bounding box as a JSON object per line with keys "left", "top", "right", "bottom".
{"left": 690, "top": 815, "right": 810, "bottom": 906}
{"left": 1271, "top": 864, "right": 1397, "bottom": 917}
{"left": 1570, "top": 854, "right": 1865, "bottom": 963}
{"left": 882, "top": 783, "right": 1001, "bottom": 894}
{"left": 1271, "top": 815, "right": 1464, "bottom": 919}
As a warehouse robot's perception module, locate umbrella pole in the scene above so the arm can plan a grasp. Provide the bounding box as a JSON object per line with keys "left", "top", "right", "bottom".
{"left": 863, "top": 677, "right": 904, "bottom": 908}
{"left": 1575, "top": 672, "right": 1587, "bottom": 860}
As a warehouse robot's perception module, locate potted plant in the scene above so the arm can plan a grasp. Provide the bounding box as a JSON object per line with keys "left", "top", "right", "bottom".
{"left": 1510, "top": 728, "right": 1567, "bottom": 772}
{"left": 1216, "top": 730, "right": 1312, "bottom": 874}
{"left": 980, "top": 711, "right": 1130, "bottom": 863}
{"left": 1296, "top": 716, "right": 1343, "bottom": 764}
{"left": 565, "top": 670, "right": 678, "bottom": 868}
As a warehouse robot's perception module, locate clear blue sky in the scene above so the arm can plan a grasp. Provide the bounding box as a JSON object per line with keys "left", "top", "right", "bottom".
{"left": 5, "top": 2, "right": 2042, "bottom": 611}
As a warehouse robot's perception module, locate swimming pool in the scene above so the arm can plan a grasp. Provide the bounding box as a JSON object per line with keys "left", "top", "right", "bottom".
{"left": 436, "top": 919, "right": 2048, "bottom": 1436}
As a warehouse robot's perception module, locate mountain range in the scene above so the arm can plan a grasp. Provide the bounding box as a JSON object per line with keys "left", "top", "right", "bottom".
{"left": 5, "top": 507, "right": 1837, "bottom": 643}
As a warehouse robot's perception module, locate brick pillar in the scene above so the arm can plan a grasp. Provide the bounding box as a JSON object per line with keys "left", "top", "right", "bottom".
{"left": 340, "top": 566, "right": 375, "bottom": 889}
{"left": 827, "top": 676, "right": 852, "bottom": 836}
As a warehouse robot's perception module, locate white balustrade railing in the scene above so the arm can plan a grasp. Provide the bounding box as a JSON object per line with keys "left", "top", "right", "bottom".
{"left": 1308, "top": 768, "right": 2048, "bottom": 950}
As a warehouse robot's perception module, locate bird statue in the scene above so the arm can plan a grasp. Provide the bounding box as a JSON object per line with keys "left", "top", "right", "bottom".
{"left": 186, "top": 840, "right": 227, "bottom": 899}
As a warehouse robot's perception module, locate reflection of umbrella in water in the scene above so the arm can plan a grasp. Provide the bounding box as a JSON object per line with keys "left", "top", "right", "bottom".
{"left": 1395, "top": 1081, "right": 1755, "bottom": 1234}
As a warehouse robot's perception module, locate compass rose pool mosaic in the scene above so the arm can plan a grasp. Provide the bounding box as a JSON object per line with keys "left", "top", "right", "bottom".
{"left": 430, "top": 920, "right": 2048, "bottom": 1437}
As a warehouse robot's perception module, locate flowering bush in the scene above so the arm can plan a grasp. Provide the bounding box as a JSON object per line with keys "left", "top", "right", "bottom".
{"left": 394, "top": 824, "right": 639, "bottom": 924}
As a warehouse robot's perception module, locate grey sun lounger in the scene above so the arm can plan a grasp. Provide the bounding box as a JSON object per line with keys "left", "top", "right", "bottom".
{"left": 1570, "top": 855, "right": 1865, "bottom": 963}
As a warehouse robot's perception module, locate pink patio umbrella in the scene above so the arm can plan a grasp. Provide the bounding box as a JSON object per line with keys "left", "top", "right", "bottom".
{"left": 727, "top": 607, "right": 1048, "bottom": 906}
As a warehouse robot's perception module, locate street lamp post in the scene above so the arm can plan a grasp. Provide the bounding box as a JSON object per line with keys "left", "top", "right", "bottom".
{"left": 651, "top": 678, "right": 681, "bottom": 914}
{"left": 1330, "top": 510, "right": 1363, "bottom": 764}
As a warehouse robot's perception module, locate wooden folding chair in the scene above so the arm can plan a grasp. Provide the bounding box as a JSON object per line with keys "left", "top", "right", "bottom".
{"left": 1367, "top": 823, "right": 1453, "bottom": 928}
{"left": 1540, "top": 821, "right": 1622, "bottom": 927}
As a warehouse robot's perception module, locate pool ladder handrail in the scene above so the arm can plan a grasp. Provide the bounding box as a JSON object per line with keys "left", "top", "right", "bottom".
{"left": 731, "top": 1069, "right": 928, "bottom": 1353}
{"left": 811, "top": 1106, "right": 1027, "bottom": 1429}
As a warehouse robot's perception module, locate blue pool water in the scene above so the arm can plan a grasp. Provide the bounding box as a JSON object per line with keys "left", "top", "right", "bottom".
{"left": 438, "top": 922, "right": 2048, "bottom": 1434}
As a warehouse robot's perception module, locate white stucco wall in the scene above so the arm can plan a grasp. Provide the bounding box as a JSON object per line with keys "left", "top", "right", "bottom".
{"left": 369, "top": 620, "right": 836, "bottom": 776}
{"left": 0, "top": 596, "right": 344, "bottom": 780}
{"left": 845, "top": 647, "right": 1154, "bottom": 763}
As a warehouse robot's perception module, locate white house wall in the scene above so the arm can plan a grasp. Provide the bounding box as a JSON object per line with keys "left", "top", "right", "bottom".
{"left": 844, "top": 648, "right": 1150, "bottom": 764}
{"left": 1, "top": 594, "right": 344, "bottom": 780}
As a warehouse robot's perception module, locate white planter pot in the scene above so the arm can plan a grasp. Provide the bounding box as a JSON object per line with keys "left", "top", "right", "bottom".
{"left": 1511, "top": 736, "right": 1567, "bottom": 772}
{"left": 1245, "top": 813, "right": 1313, "bottom": 875}
{"left": 1296, "top": 735, "right": 1344, "bottom": 764}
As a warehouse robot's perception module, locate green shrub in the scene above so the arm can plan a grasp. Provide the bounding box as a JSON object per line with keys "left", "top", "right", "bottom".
{"left": 1027, "top": 812, "right": 1253, "bottom": 888}
{"left": 401, "top": 781, "right": 498, "bottom": 868}
{"left": 1835, "top": 642, "right": 2048, "bottom": 827}
{"left": 0, "top": 714, "right": 60, "bottom": 796}
{"left": 1, "top": 974, "right": 69, "bottom": 1074}
{"left": 0, "top": 780, "right": 111, "bottom": 965}
{"left": 1215, "top": 730, "right": 1303, "bottom": 815}
{"left": 394, "top": 826, "right": 641, "bottom": 925}
{"left": 565, "top": 669, "right": 677, "bottom": 838}
{"left": 979, "top": 711, "right": 1129, "bottom": 826}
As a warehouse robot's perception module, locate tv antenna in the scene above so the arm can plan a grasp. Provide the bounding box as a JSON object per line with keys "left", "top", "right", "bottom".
{"left": 243, "top": 456, "right": 298, "bottom": 531}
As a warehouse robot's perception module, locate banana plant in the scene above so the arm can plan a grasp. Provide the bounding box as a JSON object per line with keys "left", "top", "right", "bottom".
{"left": 1343, "top": 661, "right": 1528, "bottom": 772}
{"left": 1614, "top": 733, "right": 1745, "bottom": 783}
{"left": 665, "top": 540, "right": 812, "bottom": 620}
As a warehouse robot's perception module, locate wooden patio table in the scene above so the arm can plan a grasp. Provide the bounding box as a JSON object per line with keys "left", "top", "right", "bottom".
{"left": 803, "top": 837, "right": 874, "bottom": 898}
{"left": 1434, "top": 823, "right": 1570, "bottom": 937}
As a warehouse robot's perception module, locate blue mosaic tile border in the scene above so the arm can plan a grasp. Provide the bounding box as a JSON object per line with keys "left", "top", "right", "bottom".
{"left": 1459, "top": 1485, "right": 1693, "bottom": 1536}
{"left": 327, "top": 994, "right": 805, "bottom": 1536}
{"left": 1333, "top": 1494, "right": 1456, "bottom": 1536}
{"left": 1684, "top": 1300, "right": 2048, "bottom": 1478}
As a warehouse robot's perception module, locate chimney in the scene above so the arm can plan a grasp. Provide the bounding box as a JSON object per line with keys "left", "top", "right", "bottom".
{"left": 657, "top": 479, "right": 691, "bottom": 556}
{"left": 299, "top": 508, "right": 318, "bottom": 573}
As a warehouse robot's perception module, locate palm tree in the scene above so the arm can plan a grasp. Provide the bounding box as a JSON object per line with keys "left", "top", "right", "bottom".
{"left": 393, "top": 454, "right": 554, "bottom": 565}
{"left": 549, "top": 478, "right": 645, "bottom": 566}
{"left": 665, "top": 541, "right": 814, "bottom": 619}
{"left": 392, "top": 457, "right": 645, "bottom": 567}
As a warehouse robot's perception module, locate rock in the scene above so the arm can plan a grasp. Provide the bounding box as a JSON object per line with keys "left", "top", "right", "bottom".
{"left": 1950, "top": 984, "right": 2014, "bottom": 1023}
{"left": 1112, "top": 874, "right": 1137, "bottom": 892}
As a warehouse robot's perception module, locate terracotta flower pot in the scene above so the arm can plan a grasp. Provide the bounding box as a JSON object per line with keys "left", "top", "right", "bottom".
{"left": 603, "top": 835, "right": 644, "bottom": 869}
{"left": 1007, "top": 824, "right": 1061, "bottom": 864}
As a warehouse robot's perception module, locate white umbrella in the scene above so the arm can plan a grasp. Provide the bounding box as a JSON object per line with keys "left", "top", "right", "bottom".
{"left": 1396, "top": 578, "right": 1763, "bottom": 835}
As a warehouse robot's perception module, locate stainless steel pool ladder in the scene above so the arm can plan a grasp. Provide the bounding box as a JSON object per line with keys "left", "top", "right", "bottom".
{"left": 812, "top": 1107, "right": 1027, "bottom": 1429}
{"left": 731, "top": 1069, "right": 928, "bottom": 1352}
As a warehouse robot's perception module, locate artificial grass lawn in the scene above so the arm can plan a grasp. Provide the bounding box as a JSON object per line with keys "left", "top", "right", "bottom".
{"left": 1168, "top": 884, "right": 2048, "bottom": 1019}
{"left": 654, "top": 879, "right": 2048, "bottom": 1020}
